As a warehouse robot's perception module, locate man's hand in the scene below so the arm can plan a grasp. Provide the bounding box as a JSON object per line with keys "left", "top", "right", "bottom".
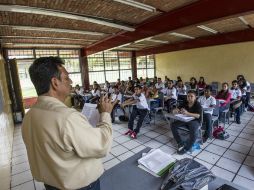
{"left": 98, "top": 94, "right": 117, "bottom": 113}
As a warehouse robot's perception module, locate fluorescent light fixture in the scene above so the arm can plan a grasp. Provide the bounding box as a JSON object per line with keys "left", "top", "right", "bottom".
{"left": 0, "top": 24, "right": 105, "bottom": 36}
{"left": 1, "top": 35, "right": 97, "bottom": 42}
{"left": 197, "top": 25, "right": 218, "bottom": 34}
{"left": 239, "top": 16, "right": 249, "bottom": 25}
{"left": 3, "top": 43, "right": 82, "bottom": 48}
{"left": 146, "top": 39, "right": 168, "bottom": 44}
{"left": 113, "top": 0, "right": 156, "bottom": 12}
{"left": 170, "top": 32, "right": 195, "bottom": 39}
{"left": 0, "top": 5, "right": 135, "bottom": 31}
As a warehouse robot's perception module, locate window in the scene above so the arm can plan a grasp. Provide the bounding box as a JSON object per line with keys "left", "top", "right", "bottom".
{"left": 87, "top": 51, "right": 132, "bottom": 84}
{"left": 35, "top": 50, "right": 58, "bottom": 58}
{"left": 8, "top": 49, "right": 34, "bottom": 59}
{"left": 137, "top": 55, "right": 155, "bottom": 78}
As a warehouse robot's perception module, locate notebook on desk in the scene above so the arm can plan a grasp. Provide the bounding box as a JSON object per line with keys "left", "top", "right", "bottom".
{"left": 174, "top": 114, "right": 195, "bottom": 122}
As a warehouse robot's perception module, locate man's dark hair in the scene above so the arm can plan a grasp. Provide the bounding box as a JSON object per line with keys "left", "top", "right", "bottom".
{"left": 135, "top": 85, "right": 142, "bottom": 89}
{"left": 232, "top": 80, "right": 238, "bottom": 84}
{"left": 187, "top": 90, "right": 197, "bottom": 96}
{"left": 205, "top": 85, "right": 213, "bottom": 92}
{"left": 29, "top": 57, "right": 65, "bottom": 95}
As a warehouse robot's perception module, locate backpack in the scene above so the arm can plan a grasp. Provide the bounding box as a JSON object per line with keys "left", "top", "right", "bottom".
{"left": 213, "top": 126, "right": 230, "bottom": 140}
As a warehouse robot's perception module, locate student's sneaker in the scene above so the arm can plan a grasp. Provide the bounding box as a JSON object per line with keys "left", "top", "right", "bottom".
{"left": 130, "top": 132, "right": 137, "bottom": 139}
{"left": 124, "top": 130, "right": 133, "bottom": 136}
{"left": 177, "top": 147, "right": 188, "bottom": 155}
{"left": 177, "top": 143, "right": 185, "bottom": 152}
{"left": 236, "top": 120, "right": 241, "bottom": 124}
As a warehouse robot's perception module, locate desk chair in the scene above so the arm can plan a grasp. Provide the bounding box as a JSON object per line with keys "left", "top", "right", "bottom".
{"left": 211, "top": 100, "right": 220, "bottom": 136}
{"left": 151, "top": 92, "right": 165, "bottom": 124}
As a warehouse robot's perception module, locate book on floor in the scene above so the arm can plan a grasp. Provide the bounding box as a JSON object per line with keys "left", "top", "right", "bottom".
{"left": 138, "top": 149, "right": 176, "bottom": 177}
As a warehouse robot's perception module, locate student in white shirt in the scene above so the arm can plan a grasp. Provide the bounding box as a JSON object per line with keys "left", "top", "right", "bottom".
{"left": 176, "top": 80, "right": 187, "bottom": 107}
{"left": 237, "top": 75, "right": 251, "bottom": 109}
{"left": 198, "top": 86, "right": 216, "bottom": 142}
{"left": 104, "top": 81, "right": 114, "bottom": 94}
{"left": 164, "top": 80, "right": 177, "bottom": 113}
{"left": 88, "top": 83, "right": 101, "bottom": 104}
{"left": 155, "top": 77, "right": 165, "bottom": 91}
{"left": 121, "top": 85, "right": 149, "bottom": 139}
{"left": 111, "top": 86, "right": 123, "bottom": 123}
{"left": 229, "top": 80, "right": 242, "bottom": 124}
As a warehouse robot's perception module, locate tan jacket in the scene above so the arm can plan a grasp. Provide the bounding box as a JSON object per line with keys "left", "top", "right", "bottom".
{"left": 22, "top": 96, "right": 112, "bottom": 190}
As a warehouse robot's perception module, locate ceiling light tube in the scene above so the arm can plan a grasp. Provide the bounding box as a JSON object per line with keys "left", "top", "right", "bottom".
{"left": 239, "top": 16, "right": 249, "bottom": 25}
{"left": 113, "top": 0, "right": 156, "bottom": 12}
{"left": 0, "top": 24, "right": 105, "bottom": 36}
{"left": 146, "top": 39, "right": 168, "bottom": 44}
{"left": 1, "top": 35, "right": 97, "bottom": 42}
{"left": 0, "top": 5, "right": 135, "bottom": 31}
{"left": 3, "top": 43, "right": 82, "bottom": 48}
{"left": 197, "top": 25, "right": 218, "bottom": 34}
{"left": 170, "top": 32, "right": 195, "bottom": 39}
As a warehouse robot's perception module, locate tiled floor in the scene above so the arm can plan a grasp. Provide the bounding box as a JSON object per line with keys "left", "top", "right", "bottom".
{"left": 1, "top": 111, "right": 254, "bottom": 190}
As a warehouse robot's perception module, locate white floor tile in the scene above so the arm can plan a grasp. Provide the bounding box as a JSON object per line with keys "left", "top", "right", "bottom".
{"left": 216, "top": 157, "right": 241, "bottom": 173}
{"left": 223, "top": 149, "right": 246, "bottom": 163}
{"left": 11, "top": 171, "right": 33, "bottom": 187}
{"left": 112, "top": 131, "right": 122, "bottom": 138}
{"left": 122, "top": 140, "right": 141, "bottom": 150}
{"left": 133, "top": 135, "right": 151, "bottom": 144}
{"left": 11, "top": 162, "right": 30, "bottom": 175}
{"left": 110, "top": 145, "right": 129, "bottom": 157}
{"left": 226, "top": 129, "right": 241, "bottom": 137}
{"left": 11, "top": 180, "right": 35, "bottom": 190}
{"left": 234, "top": 137, "right": 253, "bottom": 147}
{"left": 244, "top": 156, "right": 254, "bottom": 168}
{"left": 34, "top": 180, "right": 45, "bottom": 190}
{"left": 238, "top": 165, "right": 254, "bottom": 181}
{"left": 211, "top": 166, "right": 235, "bottom": 181}
{"left": 102, "top": 153, "right": 114, "bottom": 163}
{"left": 103, "top": 158, "right": 120, "bottom": 170}
{"left": 131, "top": 145, "right": 146, "bottom": 153}
{"left": 205, "top": 144, "right": 227, "bottom": 156}
{"left": 12, "top": 155, "right": 28, "bottom": 166}
{"left": 114, "top": 135, "right": 131, "bottom": 144}
{"left": 212, "top": 139, "right": 232, "bottom": 148}
{"left": 155, "top": 135, "right": 170, "bottom": 144}
{"left": 238, "top": 132, "right": 254, "bottom": 141}
{"left": 196, "top": 150, "right": 220, "bottom": 165}
{"left": 229, "top": 143, "right": 251, "bottom": 154}
{"left": 233, "top": 175, "right": 254, "bottom": 190}
{"left": 159, "top": 145, "right": 176, "bottom": 155}
{"left": 117, "top": 151, "right": 135, "bottom": 161}
{"left": 144, "top": 131, "right": 161, "bottom": 138}
{"left": 249, "top": 147, "right": 254, "bottom": 156}
{"left": 145, "top": 140, "right": 163, "bottom": 149}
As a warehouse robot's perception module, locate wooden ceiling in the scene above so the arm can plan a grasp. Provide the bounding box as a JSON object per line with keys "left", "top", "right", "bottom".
{"left": 0, "top": 0, "right": 254, "bottom": 54}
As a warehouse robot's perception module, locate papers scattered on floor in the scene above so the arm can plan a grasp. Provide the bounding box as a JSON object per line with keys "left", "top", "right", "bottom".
{"left": 174, "top": 114, "right": 195, "bottom": 122}
{"left": 81, "top": 103, "right": 100, "bottom": 127}
{"left": 138, "top": 149, "right": 176, "bottom": 177}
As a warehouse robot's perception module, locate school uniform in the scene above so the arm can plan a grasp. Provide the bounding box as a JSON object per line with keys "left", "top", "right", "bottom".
{"left": 155, "top": 82, "right": 165, "bottom": 90}
{"left": 128, "top": 93, "right": 149, "bottom": 134}
{"left": 246, "top": 81, "right": 251, "bottom": 108}
{"left": 171, "top": 101, "right": 202, "bottom": 151}
{"left": 177, "top": 85, "right": 187, "bottom": 107}
{"left": 164, "top": 87, "right": 177, "bottom": 112}
{"left": 229, "top": 88, "right": 242, "bottom": 123}
{"left": 198, "top": 96, "right": 216, "bottom": 138}
{"left": 88, "top": 89, "right": 101, "bottom": 104}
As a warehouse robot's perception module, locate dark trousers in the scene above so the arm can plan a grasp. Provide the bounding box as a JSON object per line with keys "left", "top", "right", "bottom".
{"left": 165, "top": 98, "right": 177, "bottom": 113}
{"left": 111, "top": 104, "right": 121, "bottom": 122}
{"left": 128, "top": 106, "right": 148, "bottom": 134}
{"left": 171, "top": 120, "right": 200, "bottom": 151}
{"left": 203, "top": 113, "right": 212, "bottom": 138}
{"left": 230, "top": 100, "right": 241, "bottom": 123}
{"left": 246, "top": 92, "right": 250, "bottom": 108}
{"left": 45, "top": 179, "right": 100, "bottom": 190}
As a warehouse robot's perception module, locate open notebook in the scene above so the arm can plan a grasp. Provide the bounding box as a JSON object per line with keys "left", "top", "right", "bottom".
{"left": 138, "top": 149, "right": 175, "bottom": 177}
{"left": 174, "top": 114, "right": 195, "bottom": 122}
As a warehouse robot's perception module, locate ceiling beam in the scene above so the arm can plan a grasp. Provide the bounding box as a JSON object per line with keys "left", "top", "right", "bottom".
{"left": 0, "top": 5, "right": 135, "bottom": 31}
{"left": 86, "top": 0, "right": 254, "bottom": 54}
{"left": 0, "top": 36, "right": 97, "bottom": 42}
{"left": 136, "top": 28, "right": 254, "bottom": 56}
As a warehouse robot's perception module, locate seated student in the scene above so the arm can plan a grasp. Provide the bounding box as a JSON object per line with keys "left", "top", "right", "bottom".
{"left": 176, "top": 80, "right": 187, "bottom": 106}
{"left": 164, "top": 80, "right": 177, "bottom": 113}
{"left": 237, "top": 75, "right": 251, "bottom": 110}
{"left": 229, "top": 80, "right": 242, "bottom": 124}
{"left": 115, "top": 78, "right": 121, "bottom": 87}
{"left": 73, "top": 84, "right": 84, "bottom": 107}
{"left": 104, "top": 81, "right": 114, "bottom": 94}
{"left": 189, "top": 77, "right": 198, "bottom": 91}
{"left": 171, "top": 90, "right": 202, "bottom": 155}
{"left": 155, "top": 77, "right": 165, "bottom": 91}
{"left": 145, "top": 83, "right": 158, "bottom": 99}
{"left": 238, "top": 79, "right": 247, "bottom": 110}
{"left": 125, "top": 81, "right": 135, "bottom": 95}
{"left": 122, "top": 85, "right": 149, "bottom": 139}
{"left": 119, "top": 80, "right": 126, "bottom": 94}
{"left": 111, "top": 86, "right": 123, "bottom": 123}
{"left": 216, "top": 82, "right": 232, "bottom": 113}
{"left": 197, "top": 77, "right": 206, "bottom": 89}
{"left": 153, "top": 76, "right": 158, "bottom": 84}
{"left": 197, "top": 76, "right": 206, "bottom": 96}
{"left": 88, "top": 83, "right": 101, "bottom": 104}
{"left": 198, "top": 86, "right": 216, "bottom": 142}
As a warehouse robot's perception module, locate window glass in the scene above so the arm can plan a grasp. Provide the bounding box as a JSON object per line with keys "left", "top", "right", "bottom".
{"left": 69, "top": 73, "right": 82, "bottom": 86}
{"left": 63, "top": 58, "right": 80, "bottom": 73}
{"left": 105, "top": 71, "right": 119, "bottom": 82}
{"left": 120, "top": 70, "right": 132, "bottom": 81}
{"left": 89, "top": 71, "right": 105, "bottom": 84}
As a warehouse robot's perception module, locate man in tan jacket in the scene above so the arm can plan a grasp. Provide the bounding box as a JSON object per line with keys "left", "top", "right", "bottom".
{"left": 22, "top": 57, "right": 115, "bottom": 190}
